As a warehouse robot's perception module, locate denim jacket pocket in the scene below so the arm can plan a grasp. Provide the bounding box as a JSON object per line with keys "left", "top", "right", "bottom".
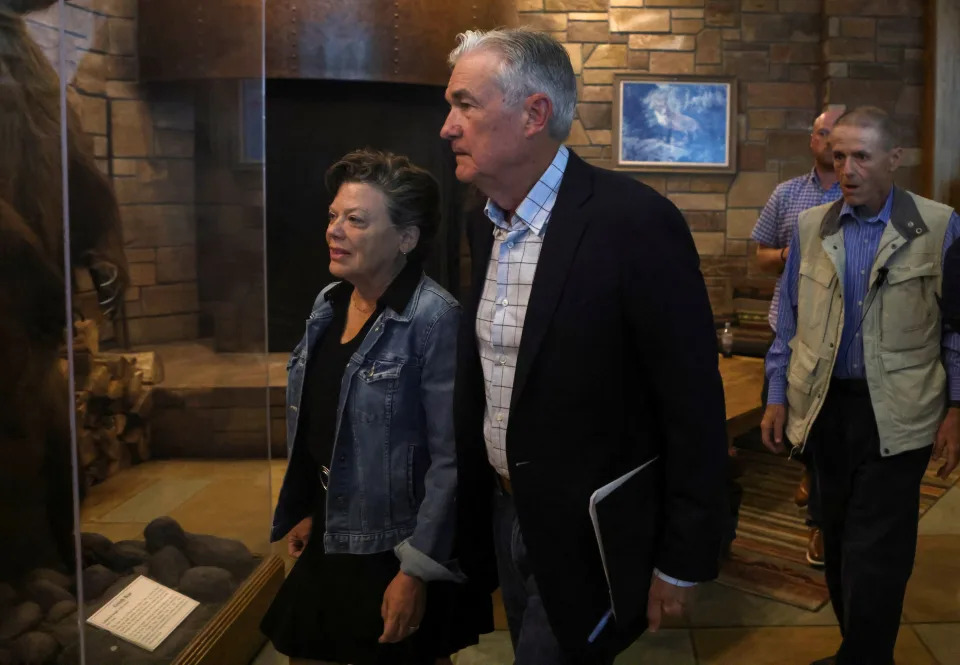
{"left": 355, "top": 359, "right": 404, "bottom": 423}
{"left": 287, "top": 340, "right": 305, "bottom": 370}
{"left": 358, "top": 359, "right": 404, "bottom": 383}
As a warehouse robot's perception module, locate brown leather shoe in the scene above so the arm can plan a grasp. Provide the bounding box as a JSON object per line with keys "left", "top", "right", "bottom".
{"left": 806, "top": 527, "right": 825, "bottom": 567}
{"left": 795, "top": 468, "right": 811, "bottom": 508}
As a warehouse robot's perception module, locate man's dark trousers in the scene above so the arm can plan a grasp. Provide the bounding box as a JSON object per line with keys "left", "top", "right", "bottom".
{"left": 492, "top": 484, "right": 614, "bottom": 665}
{"left": 807, "top": 379, "right": 931, "bottom": 665}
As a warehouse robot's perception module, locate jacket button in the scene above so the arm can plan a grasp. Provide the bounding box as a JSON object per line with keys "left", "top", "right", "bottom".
{"left": 339, "top": 455, "right": 346, "bottom": 463}
{"left": 883, "top": 448, "right": 890, "bottom": 455}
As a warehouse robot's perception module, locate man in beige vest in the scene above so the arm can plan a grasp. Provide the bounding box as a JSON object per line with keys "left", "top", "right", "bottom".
{"left": 760, "top": 106, "right": 960, "bottom": 665}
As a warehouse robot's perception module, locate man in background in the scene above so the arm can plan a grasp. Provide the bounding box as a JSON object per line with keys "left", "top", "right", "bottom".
{"left": 751, "top": 107, "right": 844, "bottom": 567}
{"left": 761, "top": 106, "right": 960, "bottom": 665}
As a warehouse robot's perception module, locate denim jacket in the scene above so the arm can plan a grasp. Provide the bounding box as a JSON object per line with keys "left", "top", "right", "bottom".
{"left": 271, "top": 268, "right": 465, "bottom": 583}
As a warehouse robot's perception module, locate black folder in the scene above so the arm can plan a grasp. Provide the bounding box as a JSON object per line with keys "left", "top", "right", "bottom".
{"left": 588, "top": 455, "right": 663, "bottom": 634}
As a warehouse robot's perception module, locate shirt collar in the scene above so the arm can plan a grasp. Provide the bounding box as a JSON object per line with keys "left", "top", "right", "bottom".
{"left": 483, "top": 145, "right": 569, "bottom": 237}
{"left": 325, "top": 259, "right": 423, "bottom": 314}
{"left": 808, "top": 167, "right": 840, "bottom": 192}
{"left": 839, "top": 187, "right": 895, "bottom": 226}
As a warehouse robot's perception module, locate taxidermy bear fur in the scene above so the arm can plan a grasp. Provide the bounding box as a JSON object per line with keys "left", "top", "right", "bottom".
{"left": 0, "top": 0, "right": 128, "bottom": 580}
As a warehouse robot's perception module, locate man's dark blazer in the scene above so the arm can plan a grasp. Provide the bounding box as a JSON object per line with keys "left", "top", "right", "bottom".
{"left": 454, "top": 150, "right": 729, "bottom": 656}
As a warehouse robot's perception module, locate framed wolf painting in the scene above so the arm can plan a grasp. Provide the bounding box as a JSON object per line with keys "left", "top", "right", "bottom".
{"left": 612, "top": 74, "right": 736, "bottom": 174}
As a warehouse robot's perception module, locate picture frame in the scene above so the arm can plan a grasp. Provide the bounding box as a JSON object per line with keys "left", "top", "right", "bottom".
{"left": 611, "top": 74, "right": 737, "bottom": 174}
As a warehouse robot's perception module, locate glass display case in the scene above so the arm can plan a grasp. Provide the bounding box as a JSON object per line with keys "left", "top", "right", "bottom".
{"left": 1, "top": 1, "right": 515, "bottom": 662}
{"left": 0, "top": 1, "right": 280, "bottom": 663}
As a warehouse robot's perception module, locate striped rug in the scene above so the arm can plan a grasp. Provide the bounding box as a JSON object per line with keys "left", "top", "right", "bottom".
{"left": 718, "top": 448, "right": 960, "bottom": 611}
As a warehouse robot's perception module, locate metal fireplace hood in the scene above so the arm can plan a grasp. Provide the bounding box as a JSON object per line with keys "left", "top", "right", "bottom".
{"left": 138, "top": 0, "right": 517, "bottom": 85}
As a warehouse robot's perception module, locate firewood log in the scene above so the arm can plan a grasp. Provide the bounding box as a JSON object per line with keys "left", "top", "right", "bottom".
{"left": 113, "top": 413, "right": 127, "bottom": 436}
{"left": 106, "top": 378, "right": 125, "bottom": 401}
{"left": 129, "top": 388, "right": 153, "bottom": 419}
{"left": 96, "top": 351, "right": 163, "bottom": 385}
{"left": 86, "top": 365, "right": 110, "bottom": 397}
{"left": 126, "top": 370, "right": 143, "bottom": 406}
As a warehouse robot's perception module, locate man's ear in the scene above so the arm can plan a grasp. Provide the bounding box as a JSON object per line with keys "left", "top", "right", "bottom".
{"left": 887, "top": 146, "right": 903, "bottom": 173}
{"left": 523, "top": 93, "right": 553, "bottom": 138}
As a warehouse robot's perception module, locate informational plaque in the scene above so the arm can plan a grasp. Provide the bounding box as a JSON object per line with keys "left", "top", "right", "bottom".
{"left": 86, "top": 576, "right": 200, "bottom": 651}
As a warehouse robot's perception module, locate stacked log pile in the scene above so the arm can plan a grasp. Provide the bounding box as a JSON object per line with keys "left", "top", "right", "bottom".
{"left": 66, "top": 321, "right": 164, "bottom": 488}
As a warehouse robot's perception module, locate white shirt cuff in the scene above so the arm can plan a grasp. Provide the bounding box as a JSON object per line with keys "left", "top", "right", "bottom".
{"left": 393, "top": 539, "right": 467, "bottom": 583}
{"left": 653, "top": 568, "right": 697, "bottom": 588}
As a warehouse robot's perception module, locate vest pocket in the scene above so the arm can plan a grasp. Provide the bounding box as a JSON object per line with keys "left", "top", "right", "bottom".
{"left": 881, "top": 261, "right": 939, "bottom": 348}
{"left": 786, "top": 339, "right": 826, "bottom": 418}
{"left": 798, "top": 261, "right": 837, "bottom": 331}
{"left": 879, "top": 345, "right": 939, "bottom": 372}
{"left": 879, "top": 345, "right": 945, "bottom": 421}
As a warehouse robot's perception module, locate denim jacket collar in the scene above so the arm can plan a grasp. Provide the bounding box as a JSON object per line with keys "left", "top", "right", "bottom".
{"left": 313, "top": 260, "right": 424, "bottom": 324}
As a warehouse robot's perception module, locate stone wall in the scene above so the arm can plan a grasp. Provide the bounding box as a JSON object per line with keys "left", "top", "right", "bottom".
{"left": 26, "top": 0, "right": 200, "bottom": 346}
{"left": 823, "top": 0, "right": 924, "bottom": 191}
{"left": 518, "top": 0, "right": 925, "bottom": 315}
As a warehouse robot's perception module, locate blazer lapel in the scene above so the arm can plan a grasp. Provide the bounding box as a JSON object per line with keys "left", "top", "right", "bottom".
{"left": 469, "top": 211, "right": 495, "bottom": 311}
{"left": 510, "top": 152, "right": 594, "bottom": 411}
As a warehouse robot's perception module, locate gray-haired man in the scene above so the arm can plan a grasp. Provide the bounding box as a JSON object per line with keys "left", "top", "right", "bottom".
{"left": 444, "top": 28, "right": 729, "bottom": 664}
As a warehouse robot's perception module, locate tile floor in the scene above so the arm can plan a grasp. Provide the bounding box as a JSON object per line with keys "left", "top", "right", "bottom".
{"left": 79, "top": 460, "right": 960, "bottom": 665}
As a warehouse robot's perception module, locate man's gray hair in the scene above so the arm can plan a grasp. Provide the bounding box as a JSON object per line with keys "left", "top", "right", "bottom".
{"left": 448, "top": 28, "right": 577, "bottom": 142}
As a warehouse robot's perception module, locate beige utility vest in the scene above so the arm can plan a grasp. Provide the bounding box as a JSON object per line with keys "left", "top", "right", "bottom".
{"left": 785, "top": 187, "right": 952, "bottom": 457}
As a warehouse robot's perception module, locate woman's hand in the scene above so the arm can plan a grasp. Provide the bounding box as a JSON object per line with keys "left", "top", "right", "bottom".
{"left": 378, "top": 571, "right": 426, "bottom": 643}
{"left": 286, "top": 516, "right": 312, "bottom": 558}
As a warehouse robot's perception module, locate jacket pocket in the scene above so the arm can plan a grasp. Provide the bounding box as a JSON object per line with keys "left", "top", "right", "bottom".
{"left": 355, "top": 359, "right": 404, "bottom": 423}
{"left": 287, "top": 340, "right": 305, "bottom": 370}
{"left": 358, "top": 359, "right": 404, "bottom": 383}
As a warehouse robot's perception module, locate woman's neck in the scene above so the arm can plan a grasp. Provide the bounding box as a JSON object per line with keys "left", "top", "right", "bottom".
{"left": 351, "top": 259, "right": 407, "bottom": 308}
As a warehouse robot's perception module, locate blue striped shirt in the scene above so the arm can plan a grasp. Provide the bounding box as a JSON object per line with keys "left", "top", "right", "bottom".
{"left": 751, "top": 169, "right": 843, "bottom": 330}
{"left": 767, "top": 191, "right": 960, "bottom": 405}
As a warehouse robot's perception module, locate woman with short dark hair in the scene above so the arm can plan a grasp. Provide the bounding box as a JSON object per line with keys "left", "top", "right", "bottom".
{"left": 261, "top": 149, "right": 489, "bottom": 664}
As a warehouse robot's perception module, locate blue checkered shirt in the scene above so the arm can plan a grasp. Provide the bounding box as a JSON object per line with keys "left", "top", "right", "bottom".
{"left": 478, "top": 146, "right": 568, "bottom": 478}
{"left": 751, "top": 169, "right": 842, "bottom": 330}
{"left": 766, "top": 192, "right": 960, "bottom": 405}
